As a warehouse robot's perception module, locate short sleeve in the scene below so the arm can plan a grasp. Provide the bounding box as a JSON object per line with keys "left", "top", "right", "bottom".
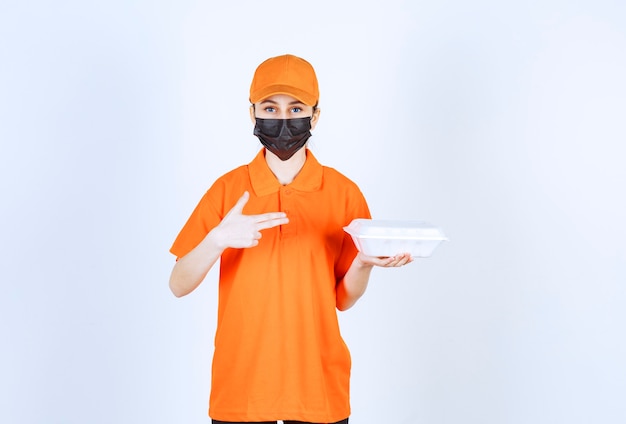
{"left": 169, "top": 182, "right": 225, "bottom": 259}
{"left": 334, "top": 185, "right": 371, "bottom": 282}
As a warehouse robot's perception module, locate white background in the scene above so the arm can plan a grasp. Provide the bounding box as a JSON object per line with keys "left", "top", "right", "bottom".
{"left": 1, "top": 1, "right": 625, "bottom": 423}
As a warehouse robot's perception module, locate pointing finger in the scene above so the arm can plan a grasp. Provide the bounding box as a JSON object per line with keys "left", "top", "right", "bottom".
{"left": 256, "top": 215, "right": 289, "bottom": 231}
{"left": 254, "top": 211, "right": 288, "bottom": 223}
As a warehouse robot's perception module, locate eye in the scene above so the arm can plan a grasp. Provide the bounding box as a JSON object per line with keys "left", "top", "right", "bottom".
{"left": 290, "top": 107, "right": 302, "bottom": 113}
{"left": 264, "top": 106, "right": 276, "bottom": 113}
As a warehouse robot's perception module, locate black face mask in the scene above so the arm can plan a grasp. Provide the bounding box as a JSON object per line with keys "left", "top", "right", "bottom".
{"left": 253, "top": 117, "right": 312, "bottom": 161}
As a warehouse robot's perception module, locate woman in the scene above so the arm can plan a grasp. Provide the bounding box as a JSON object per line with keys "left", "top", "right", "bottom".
{"left": 169, "top": 54, "right": 412, "bottom": 424}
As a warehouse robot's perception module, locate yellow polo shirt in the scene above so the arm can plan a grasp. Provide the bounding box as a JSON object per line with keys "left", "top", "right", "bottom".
{"left": 170, "top": 148, "right": 371, "bottom": 422}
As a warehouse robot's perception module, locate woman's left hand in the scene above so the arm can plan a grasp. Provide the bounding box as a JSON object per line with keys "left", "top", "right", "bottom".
{"left": 356, "top": 252, "right": 414, "bottom": 268}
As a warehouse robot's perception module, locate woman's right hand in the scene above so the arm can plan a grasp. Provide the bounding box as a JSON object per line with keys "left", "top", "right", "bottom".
{"left": 209, "top": 191, "right": 289, "bottom": 250}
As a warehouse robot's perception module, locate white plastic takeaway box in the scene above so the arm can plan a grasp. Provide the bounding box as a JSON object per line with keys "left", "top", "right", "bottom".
{"left": 343, "top": 219, "right": 448, "bottom": 258}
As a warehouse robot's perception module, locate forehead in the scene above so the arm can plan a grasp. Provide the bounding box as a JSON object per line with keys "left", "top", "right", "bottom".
{"left": 256, "top": 94, "right": 307, "bottom": 106}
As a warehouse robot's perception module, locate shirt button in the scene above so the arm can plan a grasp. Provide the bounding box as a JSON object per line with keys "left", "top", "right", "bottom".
{"left": 285, "top": 189, "right": 292, "bottom": 195}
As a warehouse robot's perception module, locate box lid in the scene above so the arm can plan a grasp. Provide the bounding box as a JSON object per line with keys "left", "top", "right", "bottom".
{"left": 343, "top": 219, "right": 448, "bottom": 240}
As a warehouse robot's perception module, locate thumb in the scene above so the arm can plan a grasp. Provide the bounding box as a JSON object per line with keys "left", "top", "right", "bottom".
{"left": 226, "top": 191, "right": 249, "bottom": 217}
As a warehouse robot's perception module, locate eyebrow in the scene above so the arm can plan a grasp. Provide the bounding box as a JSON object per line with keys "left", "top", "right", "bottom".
{"left": 259, "top": 99, "right": 306, "bottom": 106}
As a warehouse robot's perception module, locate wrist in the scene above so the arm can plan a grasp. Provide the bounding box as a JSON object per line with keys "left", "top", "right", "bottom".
{"left": 354, "top": 252, "right": 375, "bottom": 269}
{"left": 205, "top": 228, "right": 227, "bottom": 253}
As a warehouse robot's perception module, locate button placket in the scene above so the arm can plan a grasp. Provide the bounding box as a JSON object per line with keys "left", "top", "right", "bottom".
{"left": 280, "top": 187, "right": 296, "bottom": 238}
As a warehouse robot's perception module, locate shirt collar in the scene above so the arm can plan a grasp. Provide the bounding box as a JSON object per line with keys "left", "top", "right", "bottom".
{"left": 249, "top": 148, "right": 323, "bottom": 196}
